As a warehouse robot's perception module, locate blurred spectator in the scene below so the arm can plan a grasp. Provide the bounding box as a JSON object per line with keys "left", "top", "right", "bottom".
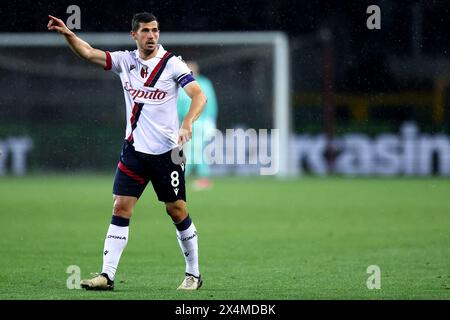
{"left": 177, "top": 61, "right": 218, "bottom": 190}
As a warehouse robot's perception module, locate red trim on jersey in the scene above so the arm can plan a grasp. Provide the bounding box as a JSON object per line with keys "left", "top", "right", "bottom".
{"left": 129, "top": 102, "right": 139, "bottom": 127}
{"left": 127, "top": 102, "right": 139, "bottom": 141}
{"left": 143, "top": 51, "right": 172, "bottom": 87}
{"left": 104, "top": 51, "right": 112, "bottom": 71}
{"left": 118, "top": 161, "right": 145, "bottom": 184}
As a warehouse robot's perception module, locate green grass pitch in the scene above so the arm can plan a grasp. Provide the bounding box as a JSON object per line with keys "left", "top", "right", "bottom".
{"left": 0, "top": 175, "right": 449, "bottom": 299}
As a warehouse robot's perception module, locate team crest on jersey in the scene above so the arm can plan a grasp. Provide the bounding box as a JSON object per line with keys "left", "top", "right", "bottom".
{"left": 141, "top": 66, "right": 149, "bottom": 78}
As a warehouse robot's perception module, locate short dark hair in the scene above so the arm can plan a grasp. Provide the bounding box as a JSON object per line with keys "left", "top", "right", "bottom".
{"left": 131, "top": 12, "right": 158, "bottom": 32}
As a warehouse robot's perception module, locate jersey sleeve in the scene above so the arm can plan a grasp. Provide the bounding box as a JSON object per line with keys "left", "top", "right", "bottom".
{"left": 171, "top": 56, "right": 196, "bottom": 88}
{"left": 104, "top": 50, "right": 128, "bottom": 74}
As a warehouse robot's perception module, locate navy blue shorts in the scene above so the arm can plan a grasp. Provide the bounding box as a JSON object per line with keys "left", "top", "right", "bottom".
{"left": 113, "top": 140, "right": 186, "bottom": 202}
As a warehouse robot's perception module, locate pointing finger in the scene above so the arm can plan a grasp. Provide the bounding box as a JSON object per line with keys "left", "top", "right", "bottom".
{"left": 48, "top": 15, "right": 63, "bottom": 25}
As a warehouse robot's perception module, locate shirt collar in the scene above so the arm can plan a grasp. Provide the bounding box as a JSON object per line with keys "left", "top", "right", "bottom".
{"left": 134, "top": 45, "right": 166, "bottom": 61}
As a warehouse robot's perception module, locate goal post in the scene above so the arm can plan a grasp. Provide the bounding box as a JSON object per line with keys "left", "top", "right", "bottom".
{"left": 0, "top": 32, "right": 292, "bottom": 177}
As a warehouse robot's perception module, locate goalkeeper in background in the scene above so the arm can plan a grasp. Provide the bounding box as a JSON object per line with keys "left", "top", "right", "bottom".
{"left": 177, "top": 61, "right": 218, "bottom": 190}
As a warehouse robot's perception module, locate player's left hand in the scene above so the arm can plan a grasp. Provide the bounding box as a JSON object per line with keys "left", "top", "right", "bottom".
{"left": 47, "top": 15, "right": 71, "bottom": 35}
{"left": 178, "top": 122, "right": 192, "bottom": 146}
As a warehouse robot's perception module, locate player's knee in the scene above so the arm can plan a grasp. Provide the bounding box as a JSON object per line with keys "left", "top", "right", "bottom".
{"left": 113, "top": 199, "right": 133, "bottom": 218}
{"left": 165, "top": 201, "right": 187, "bottom": 222}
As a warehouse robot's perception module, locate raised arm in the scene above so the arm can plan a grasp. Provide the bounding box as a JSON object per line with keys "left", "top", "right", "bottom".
{"left": 178, "top": 82, "right": 207, "bottom": 146}
{"left": 47, "top": 15, "right": 107, "bottom": 68}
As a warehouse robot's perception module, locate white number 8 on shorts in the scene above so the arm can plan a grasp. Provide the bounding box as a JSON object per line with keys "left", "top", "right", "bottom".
{"left": 170, "top": 171, "right": 179, "bottom": 187}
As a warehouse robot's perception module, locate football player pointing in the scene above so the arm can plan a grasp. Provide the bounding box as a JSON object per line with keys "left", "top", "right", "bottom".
{"left": 48, "top": 12, "right": 206, "bottom": 290}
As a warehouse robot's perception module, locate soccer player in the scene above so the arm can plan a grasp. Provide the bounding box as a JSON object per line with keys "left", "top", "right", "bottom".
{"left": 177, "top": 61, "right": 218, "bottom": 190}
{"left": 47, "top": 12, "right": 207, "bottom": 290}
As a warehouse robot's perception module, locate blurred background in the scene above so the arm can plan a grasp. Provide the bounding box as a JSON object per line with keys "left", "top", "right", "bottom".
{"left": 0, "top": 0, "right": 449, "bottom": 177}
{"left": 0, "top": 0, "right": 449, "bottom": 300}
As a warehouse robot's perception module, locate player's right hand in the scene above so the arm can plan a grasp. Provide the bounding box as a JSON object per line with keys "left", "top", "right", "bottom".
{"left": 178, "top": 123, "right": 192, "bottom": 147}
{"left": 47, "top": 15, "right": 71, "bottom": 35}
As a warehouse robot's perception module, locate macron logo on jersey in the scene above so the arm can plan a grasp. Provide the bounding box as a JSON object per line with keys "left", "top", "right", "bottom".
{"left": 123, "top": 81, "right": 168, "bottom": 101}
